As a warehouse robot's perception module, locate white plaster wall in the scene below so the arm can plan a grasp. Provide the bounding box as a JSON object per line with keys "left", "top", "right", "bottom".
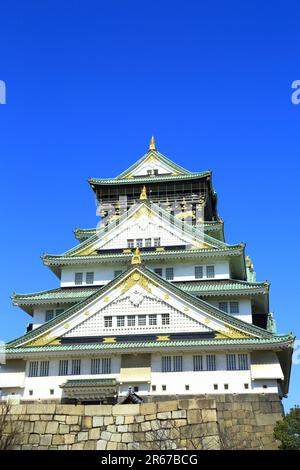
{"left": 208, "top": 298, "right": 252, "bottom": 323}
{"left": 61, "top": 265, "right": 127, "bottom": 287}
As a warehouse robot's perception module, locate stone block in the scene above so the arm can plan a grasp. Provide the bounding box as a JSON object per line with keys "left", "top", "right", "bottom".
{"left": 29, "top": 415, "right": 40, "bottom": 421}
{"left": 77, "top": 431, "right": 89, "bottom": 441}
{"left": 202, "top": 409, "right": 217, "bottom": 423}
{"left": 46, "top": 421, "right": 59, "bottom": 434}
{"left": 107, "top": 442, "right": 118, "bottom": 450}
{"left": 89, "top": 427, "right": 101, "bottom": 440}
{"left": 124, "top": 416, "right": 134, "bottom": 424}
{"left": 64, "top": 434, "right": 76, "bottom": 445}
{"left": 84, "top": 404, "right": 112, "bottom": 416}
{"left": 40, "top": 415, "right": 54, "bottom": 421}
{"left": 54, "top": 415, "right": 67, "bottom": 422}
{"left": 24, "top": 421, "right": 34, "bottom": 433}
{"left": 157, "top": 411, "right": 172, "bottom": 420}
{"left": 59, "top": 424, "right": 70, "bottom": 434}
{"left": 140, "top": 402, "right": 157, "bottom": 415}
{"left": 56, "top": 405, "right": 84, "bottom": 415}
{"left": 97, "top": 440, "right": 107, "bottom": 450}
{"left": 40, "top": 434, "right": 53, "bottom": 446}
{"left": 70, "top": 425, "right": 80, "bottom": 432}
{"left": 122, "top": 433, "right": 134, "bottom": 443}
{"left": 117, "top": 443, "right": 128, "bottom": 450}
{"left": 111, "top": 433, "right": 122, "bottom": 442}
{"left": 84, "top": 441, "right": 96, "bottom": 450}
{"left": 66, "top": 415, "right": 79, "bottom": 425}
{"left": 112, "top": 404, "right": 140, "bottom": 416}
{"left": 72, "top": 442, "right": 85, "bottom": 450}
{"left": 27, "top": 404, "right": 56, "bottom": 415}
{"left": 145, "top": 414, "right": 156, "bottom": 421}
{"left": 52, "top": 434, "right": 65, "bottom": 445}
{"left": 172, "top": 410, "right": 186, "bottom": 419}
{"left": 134, "top": 415, "right": 145, "bottom": 423}
{"left": 116, "top": 415, "right": 124, "bottom": 425}
{"left": 101, "top": 431, "right": 112, "bottom": 441}
{"left": 107, "top": 425, "right": 117, "bottom": 432}
{"left": 128, "top": 442, "right": 139, "bottom": 450}
{"left": 82, "top": 416, "right": 92, "bottom": 429}
{"left": 34, "top": 421, "right": 47, "bottom": 434}
{"left": 175, "top": 419, "right": 187, "bottom": 427}
{"left": 140, "top": 421, "right": 152, "bottom": 432}
{"left": 157, "top": 401, "right": 178, "bottom": 412}
{"left": 255, "top": 413, "right": 282, "bottom": 426}
{"left": 9, "top": 405, "right": 27, "bottom": 415}
{"left": 187, "top": 409, "right": 202, "bottom": 424}
{"left": 104, "top": 416, "right": 114, "bottom": 425}
{"left": 117, "top": 424, "right": 128, "bottom": 433}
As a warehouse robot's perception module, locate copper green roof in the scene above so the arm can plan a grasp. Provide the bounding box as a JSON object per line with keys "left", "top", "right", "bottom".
{"left": 89, "top": 171, "right": 211, "bottom": 186}
{"left": 61, "top": 378, "right": 117, "bottom": 388}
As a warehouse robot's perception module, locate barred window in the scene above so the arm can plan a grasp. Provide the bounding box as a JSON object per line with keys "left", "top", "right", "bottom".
{"left": 45, "top": 310, "right": 54, "bottom": 322}
{"left": 154, "top": 268, "right": 163, "bottom": 277}
{"left": 238, "top": 354, "right": 249, "bottom": 370}
{"left": 161, "top": 313, "right": 170, "bottom": 325}
{"left": 71, "top": 359, "right": 81, "bottom": 375}
{"left": 117, "top": 316, "right": 125, "bottom": 327}
{"left": 86, "top": 272, "right": 94, "bottom": 284}
{"left": 149, "top": 314, "right": 157, "bottom": 326}
{"left": 91, "top": 358, "right": 101, "bottom": 374}
{"left": 162, "top": 356, "right": 172, "bottom": 372}
{"left": 226, "top": 354, "right": 237, "bottom": 370}
{"left": 230, "top": 302, "right": 239, "bottom": 314}
{"left": 114, "top": 270, "right": 122, "bottom": 278}
{"left": 165, "top": 268, "right": 174, "bottom": 280}
{"left": 136, "top": 239, "right": 143, "bottom": 248}
{"left": 58, "top": 360, "right": 68, "bottom": 376}
{"left": 173, "top": 356, "right": 183, "bottom": 372}
{"left": 102, "top": 358, "right": 111, "bottom": 374}
{"left": 39, "top": 361, "right": 49, "bottom": 377}
{"left": 206, "top": 354, "right": 216, "bottom": 371}
{"left": 104, "top": 316, "right": 112, "bottom": 328}
{"left": 206, "top": 266, "right": 215, "bottom": 278}
{"left": 145, "top": 238, "right": 152, "bottom": 247}
{"left": 127, "top": 315, "right": 136, "bottom": 327}
{"left": 154, "top": 237, "right": 161, "bottom": 247}
{"left": 219, "top": 302, "right": 228, "bottom": 313}
{"left": 193, "top": 355, "right": 203, "bottom": 371}
{"left": 127, "top": 239, "right": 134, "bottom": 248}
{"left": 195, "top": 266, "right": 203, "bottom": 279}
{"left": 75, "top": 272, "right": 83, "bottom": 285}
{"left": 28, "top": 361, "right": 39, "bottom": 377}
{"left": 55, "top": 309, "right": 64, "bottom": 317}
{"left": 138, "top": 315, "right": 146, "bottom": 326}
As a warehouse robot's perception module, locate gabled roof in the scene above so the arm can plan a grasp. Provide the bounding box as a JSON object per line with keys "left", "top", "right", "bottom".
{"left": 88, "top": 171, "right": 211, "bottom": 186}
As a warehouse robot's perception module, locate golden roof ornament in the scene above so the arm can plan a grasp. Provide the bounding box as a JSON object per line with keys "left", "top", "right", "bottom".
{"left": 149, "top": 135, "right": 156, "bottom": 150}
{"left": 245, "top": 255, "right": 254, "bottom": 270}
{"left": 140, "top": 185, "right": 148, "bottom": 200}
{"left": 131, "top": 246, "right": 142, "bottom": 265}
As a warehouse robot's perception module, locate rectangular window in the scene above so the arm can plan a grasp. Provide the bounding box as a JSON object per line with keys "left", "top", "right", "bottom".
{"left": 213, "top": 384, "right": 218, "bottom": 390}
{"left": 39, "top": 361, "right": 49, "bottom": 377}
{"left": 219, "top": 302, "right": 228, "bottom": 313}
{"left": 238, "top": 354, "right": 249, "bottom": 370}
{"left": 162, "top": 356, "right": 172, "bottom": 372}
{"left": 91, "top": 358, "right": 101, "bottom": 374}
{"left": 127, "top": 239, "right": 134, "bottom": 248}
{"left": 226, "top": 354, "right": 237, "bottom": 371}
{"left": 206, "top": 354, "right": 216, "bottom": 371}
{"left": 45, "top": 310, "right": 54, "bottom": 322}
{"left": 224, "top": 384, "right": 229, "bottom": 390}
{"left": 193, "top": 355, "right": 203, "bottom": 371}
{"left": 152, "top": 385, "right": 156, "bottom": 391}
{"left": 195, "top": 266, "right": 203, "bottom": 279}
{"left": 161, "top": 313, "right": 170, "bottom": 325}
{"left": 75, "top": 272, "right": 83, "bottom": 285}
{"left": 149, "top": 314, "right": 157, "bottom": 326}
{"left": 165, "top": 268, "right": 174, "bottom": 280}
{"left": 185, "top": 385, "right": 189, "bottom": 391}
{"left": 162, "top": 385, "right": 166, "bottom": 391}
{"left": 244, "top": 383, "right": 249, "bottom": 390}
{"left": 102, "top": 358, "right": 111, "bottom": 374}
{"left": 153, "top": 169, "right": 159, "bottom": 175}
{"left": 127, "top": 315, "right": 136, "bottom": 327}
{"left": 55, "top": 309, "right": 64, "bottom": 317}
{"left": 28, "top": 361, "right": 39, "bottom": 377}
{"left": 71, "top": 359, "right": 81, "bottom": 375}
{"left": 206, "top": 265, "right": 215, "bottom": 278}
{"left": 154, "top": 237, "right": 161, "bottom": 247}
{"left": 117, "top": 316, "right": 125, "bottom": 327}
{"left": 154, "top": 268, "right": 163, "bottom": 277}
{"left": 230, "top": 302, "right": 239, "bottom": 314}
{"left": 138, "top": 315, "right": 146, "bottom": 326}
{"left": 86, "top": 272, "right": 94, "bottom": 284}
{"left": 145, "top": 238, "right": 152, "bottom": 247}
{"left": 114, "top": 270, "right": 122, "bottom": 278}
{"left": 173, "top": 356, "right": 183, "bottom": 372}
{"left": 104, "top": 316, "right": 112, "bottom": 328}
{"left": 136, "top": 239, "right": 143, "bottom": 248}
{"left": 59, "top": 360, "right": 68, "bottom": 376}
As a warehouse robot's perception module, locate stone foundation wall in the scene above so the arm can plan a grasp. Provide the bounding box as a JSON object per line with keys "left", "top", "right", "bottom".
{"left": 1, "top": 394, "right": 283, "bottom": 450}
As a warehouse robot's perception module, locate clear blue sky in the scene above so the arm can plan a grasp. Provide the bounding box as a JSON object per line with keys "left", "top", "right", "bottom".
{"left": 0, "top": 1, "right": 299, "bottom": 410}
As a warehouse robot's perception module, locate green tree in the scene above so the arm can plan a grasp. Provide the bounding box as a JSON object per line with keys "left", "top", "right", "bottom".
{"left": 274, "top": 406, "right": 300, "bottom": 450}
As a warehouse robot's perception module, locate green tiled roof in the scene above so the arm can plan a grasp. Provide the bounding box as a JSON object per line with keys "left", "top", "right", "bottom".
{"left": 89, "top": 171, "right": 211, "bottom": 186}
{"left": 61, "top": 378, "right": 117, "bottom": 388}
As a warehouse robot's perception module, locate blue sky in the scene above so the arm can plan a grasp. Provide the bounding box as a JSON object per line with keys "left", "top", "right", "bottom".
{"left": 0, "top": 1, "right": 299, "bottom": 410}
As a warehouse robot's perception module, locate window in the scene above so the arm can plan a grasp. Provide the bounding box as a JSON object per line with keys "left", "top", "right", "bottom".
{"left": 224, "top": 384, "right": 229, "bottom": 390}
{"left": 206, "top": 355, "right": 216, "bottom": 371}
{"left": 153, "top": 169, "right": 159, "bottom": 175}
{"left": 136, "top": 239, "right": 143, "bottom": 248}
{"left": 206, "top": 266, "right": 215, "bottom": 278}
{"left": 59, "top": 360, "right": 68, "bottom": 376}
{"left": 162, "top": 385, "right": 167, "bottom": 391}
{"left": 226, "top": 354, "right": 237, "bottom": 371}
{"left": 86, "top": 272, "right": 94, "bottom": 284}
{"left": 134, "top": 386, "right": 139, "bottom": 392}
{"left": 127, "top": 239, "right": 134, "bottom": 248}
{"left": 29, "top": 390, "right": 33, "bottom": 396}
{"left": 185, "top": 385, "right": 190, "bottom": 391}
{"left": 91, "top": 358, "right": 101, "bottom": 375}
{"left": 147, "top": 169, "right": 152, "bottom": 175}
{"left": 45, "top": 310, "right": 54, "bottom": 322}
{"left": 154, "top": 237, "right": 161, "bottom": 247}
{"left": 162, "top": 356, "right": 172, "bottom": 372}
{"left": 71, "top": 359, "right": 81, "bottom": 375}
{"left": 152, "top": 385, "right": 156, "bottom": 391}
{"left": 149, "top": 314, "right": 157, "bottom": 326}
{"left": 193, "top": 355, "right": 203, "bottom": 371}
{"left": 173, "top": 356, "right": 183, "bottom": 372}
{"left": 238, "top": 354, "right": 248, "bottom": 370}
{"left": 213, "top": 384, "right": 218, "bottom": 390}
{"left": 218, "top": 302, "right": 228, "bottom": 313}
{"left": 102, "top": 358, "right": 111, "bottom": 374}
{"left": 40, "top": 361, "right": 49, "bottom": 377}
{"left": 138, "top": 315, "right": 146, "bottom": 326}
{"left": 263, "top": 385, "right": 268, "bottom": 389}
{"left": 230, "top": 302, "right": 239, "bottom": 314}
{"left": 154, "top": 268, "right": 163, "bottom": 277}
{"left": 104, "top": 316, "right": 112, "bottom": 328}
{"left": 161, "top": 313, "right": 170, "bottom": 325}
{"left": 145, "top": 238, "right": 152, "bottom": 247}
{"left": 195, "top": 266, "right": 203, "bottom": 279}
{"left": 50, "top": 389, "right": 54, "bottom": 395}
{"left": 244, "top": 383, "right": 249, "bottom": 390}
{"left": 127, "top": 315, "right": 136, "bottom": 327}
{"left": 114, "top": 270, "right": 122, "bottom": 278}
{"left": 117, "top": 316, "right": 125, "bottom": 327}
{"left": 165, "top": 268, "right": 174, "bottom": 280}
{"left": 75, "top": 272, "right": 83, "bottom": 285}
{"left": 55, "top": 309, "right": 64, "bottom": 317}
{"left": 28, "top": 361, "right": 39, "bottom": 377}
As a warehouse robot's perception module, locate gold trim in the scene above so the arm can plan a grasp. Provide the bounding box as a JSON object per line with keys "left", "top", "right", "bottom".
{"left": 156, "top": 335, "right": 170, "bottom": 342}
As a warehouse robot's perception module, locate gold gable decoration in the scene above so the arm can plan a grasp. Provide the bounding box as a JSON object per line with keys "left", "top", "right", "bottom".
{"left": 26, "top": 334, "right": 60, "bottom": 347}
{"left": 215, "top": 328, "right": 252, "bottom": 340}
{"left": 121, "top": 272, "right": 152, "bottom": 294}
{"left": 131, "top": 247, "right": 142, "bottom": 265}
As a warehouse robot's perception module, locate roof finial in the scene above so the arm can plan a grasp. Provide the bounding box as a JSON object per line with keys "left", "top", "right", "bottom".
{"left": 149, "top": 135, "right": 156, "bottom": 151}
{"left": 131, "top": 246, "right": 142, "bottom": 265}
{"left": 140, "top": 185, "right": 147, "bottom": 200}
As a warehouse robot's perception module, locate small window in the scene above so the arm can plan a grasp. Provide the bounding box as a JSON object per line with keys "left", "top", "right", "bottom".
{"left": 138, "top": 315, "right": 146, "bottom": 326}
{"left": 117, "top": 316, "right": 125, "bottom": 327}
{"left": 152, "top": 385, "right": 156, "bottom": 391}
{"left": 50, "top": 389, "right": 54, "bottom": 395}
{"left": 224, "top": 384, "right": 229, "bottom": 390}
{"left": 218, "top": 302, "right": 228, "bottom": 313}
{"left": 154, "top": 237, "right": 161, "bottom": 247}
{"left": 162, "top": 356, "right": 172, "bottom": 372}
{"left": 91, "top": 358, "right": 101, "bottom": 374}
{"left": 195, "top": 266, "right": 203, "bottom": 279}
{"left": 153, "top": 169, "right": 159, "bottom": 175}
{"left": 193, "top": 355, "right": 203, "bottom": 371}
{"left": 29, "top": 390, "right": 33, "bottom": 396}
{"left": 238, "top": 354, "right": 249, "bottom": 370}
{"left": 149, "top": 314, "right": 157, "bottom": 326}
{"left": 104, "top": 316, "right": 112, "bottom": 328}
{"left": 59, "top": 360, "right": 68, "bottom": 376}
{"left": 45, "top": 310, "right": 54, "bottom": 322}
{"left": 154, "top": 268, "right": 163, "bottom": 277}
{"left": 244, "top": 383, "right": 249, "bottom": 390}
{"left": 263, "top": 385, "right": 268, "bottom": 389}
{"left": 71, "top": 359, "right": 81, "bottom": 375}
{"left": 147, "top": 169, "right": 152, "bottom": 175}
{"left": 206, "top": 266, "right": 215, "bottom": 278}
{"left": 102, "top": 358, "right": 111, "bottom": 374}
{"left": 55, "top": 309, "right": 64, "bottom": 317}
{"left": 127, "top": 315, "right": 136, "bottom": 327}
{"left": 206, "top": 354, "right": 216, "bottom": 371}
{"left": 230, "top": 302, "right": 239, "bottom": 314}
{"left": 75, "top": 272, "right": 83, "bottom": 285}
{"left": 213, "top": 384, "right": 218, "bottom": 390}
{"left": 226, "top": 354, "right": 237, "bottom": 371}
{"left": 165, "top": 268, "right": 174, "bottom": 281}
{"left": 86, "top": 272, "right": 94, "bottom": 284}
{"left": 28, "top": 361, "right": 39, "bottom": 377}
{"left": 145, "top": 238, "right": 152, "bottom": 247}
{"left": 173, "top": 356, "right": 183, "bottom": 372}
{"left": 133, "top": 386, "right": 139, "bottom": 392}
{"left": 136, "top": 239, "right": 143, "bottom": 248}
{"left": 114, "top": 270, "right": 122, "bottom": 278}
{"left": 127, "top": 239, "right": 134, "bottom": 249}
{"left": 161, "top": 313, "right": 170, "bottom": 325}
{"left": 39, "top": 361, "right": 49, "bottom": 377}
{"left": 162, "top": 385, "right": 167, "bottom": 391}
{"left": 185, "top": 385, "right": 190, "bottom": 391}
